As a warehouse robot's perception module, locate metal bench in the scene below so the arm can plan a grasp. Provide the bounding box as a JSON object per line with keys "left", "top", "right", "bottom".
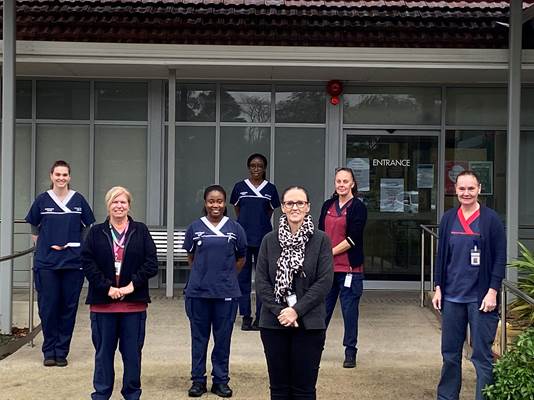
{"left": 148, "top": 227, "right": 188, "bottom": 266}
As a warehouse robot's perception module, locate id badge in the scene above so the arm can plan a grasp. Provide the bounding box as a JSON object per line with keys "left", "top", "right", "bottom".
{"left": 344, "top": 273, "right": 353, "bottom": 288}
{"left": 114, "top": 261, "right": 122, "bottom": 276}
{"left": 470, "top": 247, "right": 481, "bottom": 266}
{"left": 286, "top": 294, "right": 297, "bottom": 307}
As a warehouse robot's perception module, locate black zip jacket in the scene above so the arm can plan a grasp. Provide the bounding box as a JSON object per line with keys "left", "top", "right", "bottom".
{"left": 318, "top": 196, "right": 367, "bottom": 269}
{"left": 81, "top": 216, "right": 158, "bottom": 305}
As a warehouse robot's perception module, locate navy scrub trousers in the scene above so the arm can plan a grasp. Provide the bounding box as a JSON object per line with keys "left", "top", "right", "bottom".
{"left": 437, "top": 300, "right": 499, "bottom": 400}
{"left": 35, "top": 268, "right": 85, "bottom": 360}
{"left": 90, "top": 311, "right": 147, "bottom": 400}
{"left": 324, "top": 272, "right": 363, "bottom": 359}
{"left": 185, "top": 297, "right": 238, "bottom": 384}
{"left": 238, "top": 246, "right": 262, "bottom": 319}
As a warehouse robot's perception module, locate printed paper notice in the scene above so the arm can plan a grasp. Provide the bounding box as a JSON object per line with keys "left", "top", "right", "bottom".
{"left": 469, "top": 161, "right": 493, "bottom": 195}
{"left": 380, "top": 178, "right": 404, "bottom": 212}
{"left": 417, "top": 164, "right": 434, "bottom": 189}
{"left": 347, "top": 158, "right": 370, "bottom": 192}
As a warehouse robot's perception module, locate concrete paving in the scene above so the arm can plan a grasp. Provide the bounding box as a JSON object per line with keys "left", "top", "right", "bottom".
{"left": 0, "top": 290, "right": 476, "bottom": 400}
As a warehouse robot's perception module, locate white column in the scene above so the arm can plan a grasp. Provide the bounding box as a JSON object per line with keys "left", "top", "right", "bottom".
{"left": 166, "top": 70, "right": 176, "bottom": 297}
{"left": 0, "top": 0, "right": 16, "bottom": 334}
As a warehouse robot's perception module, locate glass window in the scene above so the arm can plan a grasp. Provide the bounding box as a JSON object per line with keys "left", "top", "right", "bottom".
{"left": 15, "top": 125, "right": 32, "bottom": 218}
{"left": 36, "top": 81, "right": 90, "bottom": 120}
{"left": 220, "top": 126, "right": 271, "bottom": 219}
{"left": 221, "top": 85, "right": 271, "bottom": 123}
{"left": 520, "top": 131, "right": 534, "bottom": 225}
{"left": 343, "top": 87, "right": 441, "bottom": 125}
{"left": 174, "top": 84, "right": 216, "bottom": 122}
{"left": 275, "top": 87, "right": 325, "bottom": 123}
{"left": 95, "top": 82, "right": 148, "bottom": 121}
{"left": 521, "top": 88, "right": 534, "bottom": 127}
{"left": 274, "top": 128, "right": 325, "bottom": 222}
{"left": 446, "top": 88, "right": 507, "bottom": 126}
{"left": 94, "top": 126, "right": 147, "bottom": 222}
{"left": 16, "top": 80, "right": 32, "bottom": 119}
{"left": 175, "top": 126, "right": 216, "bottom": 227}
{"left": 35, "top": 124, "right": 90, "bottom": 197}
{"left": 445, "top": 130, "right": 507, "bottom": 218}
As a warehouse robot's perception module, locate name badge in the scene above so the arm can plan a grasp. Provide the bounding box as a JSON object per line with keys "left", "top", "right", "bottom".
{"left": 114, "top": 261, "right": 122, "bottom": 276}
{"left": 286, "top": 294, "right": 297, "bottom": 307}
{"left": 470, "top": 246, "right": 481, "bottom": 266}
{"left": 344, "top": 273, "right": 353, "bottom": 288}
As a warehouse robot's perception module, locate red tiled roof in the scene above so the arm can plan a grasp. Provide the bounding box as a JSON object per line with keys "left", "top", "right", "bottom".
{"left": 5, "top": 0, "right": 534, "bottom": 48}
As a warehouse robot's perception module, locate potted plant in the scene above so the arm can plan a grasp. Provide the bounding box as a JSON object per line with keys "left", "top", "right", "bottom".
{"left": 483, "top": 328, "right": 534, "bottom": 400}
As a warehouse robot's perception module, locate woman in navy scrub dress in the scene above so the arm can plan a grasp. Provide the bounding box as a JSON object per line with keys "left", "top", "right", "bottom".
{"left": 230, "top": 153, "right": 280, "bottom": 331}
{"left": 184, "top": 185, "right": 247, "bottom": 398}
{"left": 82, "top": 186, "right": 157, "bottom": 400}
{"left": 319, "top": 167, "right": 367, "bottom": 369}
{"left": 432, "top": 170, "right": 506, "bottom": 400}
{"left": 25, "top": 160, "right": 95, "bottom": 367}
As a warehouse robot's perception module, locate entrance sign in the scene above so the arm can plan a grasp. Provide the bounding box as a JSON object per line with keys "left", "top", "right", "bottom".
{"left": 417, "top": 164, "right": 434, "bottom": 189}
{"left": 469, "top": 161, "right": 493, "bottom": 195}
{"left": 380, "top": 178, "right": 404, "bottom": 212}
{"left": 347, "top": 157, "right": 370, "bottom": 192}
{"left": 372, "top": 159, "right": 411, "bottom": 167}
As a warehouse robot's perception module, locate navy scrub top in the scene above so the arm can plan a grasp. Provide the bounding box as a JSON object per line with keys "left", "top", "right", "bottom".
{"left": 444, "top": 208, "right": 481, "bottom": 304}
{"left": 25, "top": 190, "right": 95, "bottom": 270}
{"left": 230, "top": 179, "right": 280, "bottom": 247}
{"left": 183, "top": 216, "right": 247, "bottom": 299}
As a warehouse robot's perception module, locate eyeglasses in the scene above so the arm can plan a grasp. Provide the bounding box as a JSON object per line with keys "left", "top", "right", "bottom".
{"left": 282, "top": 201, "right": 309, "bottom": 209}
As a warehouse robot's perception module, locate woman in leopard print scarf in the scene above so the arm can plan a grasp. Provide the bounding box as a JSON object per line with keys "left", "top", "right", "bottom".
{"left": 274, "top": 213, "right": 314, "bottom": 303}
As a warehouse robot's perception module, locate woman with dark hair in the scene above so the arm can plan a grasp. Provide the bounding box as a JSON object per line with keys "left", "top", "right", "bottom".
{"left": 230, "top": 153, "right": 280, "bottom": 331}
{"left": 25, "top": 160, "right": 95, "bottom": 367}
{"left": 432, "top": 170, "right": 505, "bottom": 400}
{"left": 82, "top": 186, "right": 158, "bottom": 400}
{"left": 256, "top": 186, "right": 333, "bottom": 400}
{"left": 318, "top": 167, "right": 367, "bottom": 368}
{"left": 183, "top": 185, "right": 248, "bottom": 398}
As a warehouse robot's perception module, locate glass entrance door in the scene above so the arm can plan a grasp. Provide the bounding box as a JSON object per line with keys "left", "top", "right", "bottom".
{"left": 345, "top": 130, "right": 439, "bottom": 281}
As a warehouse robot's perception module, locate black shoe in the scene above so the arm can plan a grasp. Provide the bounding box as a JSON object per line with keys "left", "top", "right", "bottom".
{"left": 211, "top": 383, "right": 233, "bottom": 398}
{"left": 188, "top": 381, "right": 207, "bottom": 397}
{"left": 251, "top": 319, "right": 260, "bottom": 331}
{"left": 43, "top": 358, "right": 56, "bottom": 367}
{"left": 343, "top": 354, "right": 356, "bottom": 368}
{"left": 241, "top": 316, "right": 253, "bottom": 331}
{"left": 55, "top": 358, "right": 68, "bottom": 367}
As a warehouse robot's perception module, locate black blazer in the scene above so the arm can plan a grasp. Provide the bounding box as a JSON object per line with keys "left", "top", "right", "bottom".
{"left": 81, "top": 217, "right": 158, "bottom": 305}
{"left": 256, "top": 229, "right": 333, "bottom": 330}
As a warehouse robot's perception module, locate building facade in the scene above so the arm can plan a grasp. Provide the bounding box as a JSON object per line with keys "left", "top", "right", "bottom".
{"left": 2, "top": 0, "right": 534, "bottom": 290}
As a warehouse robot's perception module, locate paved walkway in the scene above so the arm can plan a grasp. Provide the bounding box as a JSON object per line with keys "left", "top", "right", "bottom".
{"left": 0, "top": 291, "right": 475, "bottom": 399}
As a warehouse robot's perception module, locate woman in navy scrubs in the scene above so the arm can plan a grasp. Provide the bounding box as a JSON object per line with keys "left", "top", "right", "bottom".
{"left": 82, "top": 186, "right": 158, "bottom": 400}
{"left": 230, "top": 153, "right": 280, "bottom": 331}
{"left": 432, "top": 170, "right": 506, "bottom": 400}
{"left": 256, "top": 186, "right": 333, "bottom": 400}
{"left": 319, "top": 167, "right": 367, "bottom": 368}
{"left": 184, "top": 185, "right": 247, "bottom": 398}
{"left": 26, "top": 160, "right": 95, "bottom": 367}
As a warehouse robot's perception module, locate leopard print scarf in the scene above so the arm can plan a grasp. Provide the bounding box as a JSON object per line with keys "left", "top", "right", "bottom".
{"left": 274, "top": 214, "right": 314, "bottom": 304}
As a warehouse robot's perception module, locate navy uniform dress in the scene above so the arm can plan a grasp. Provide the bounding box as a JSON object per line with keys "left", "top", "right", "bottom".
{"left": 25, "top": 189, "right": 95, "bottom": 361}
{"left": 183, "top": 216, "right": 247, "bottom": 386}
{"left": 230, "top": 179, "right": 280, "bottom": 322}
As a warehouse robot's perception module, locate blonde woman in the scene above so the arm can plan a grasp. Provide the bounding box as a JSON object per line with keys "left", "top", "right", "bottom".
{"left": 82, "top": 186, "right": 157, "bottom": 400}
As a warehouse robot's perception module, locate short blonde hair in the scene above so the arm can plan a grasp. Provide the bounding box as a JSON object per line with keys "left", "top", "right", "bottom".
{"left": 105, "top": 186, "right": 132, "bottom": 213}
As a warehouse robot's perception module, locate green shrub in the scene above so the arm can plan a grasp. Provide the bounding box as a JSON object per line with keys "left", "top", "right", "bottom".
{"left": 507, "top": 242, "right": 534, "bottom": 327}
{"left": 483, "top": 328, "right": 534, "bottom": 400}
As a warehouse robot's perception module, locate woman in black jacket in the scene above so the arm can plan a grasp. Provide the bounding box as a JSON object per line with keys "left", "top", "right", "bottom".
{"left": 318, "top": 167, "right": 367, "bottom": 368}
{"left": 81, "top": 186, "right": 157, "bottom": 400}
{"left": 256, "top": 186, "right": 333, "bottom": 400}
